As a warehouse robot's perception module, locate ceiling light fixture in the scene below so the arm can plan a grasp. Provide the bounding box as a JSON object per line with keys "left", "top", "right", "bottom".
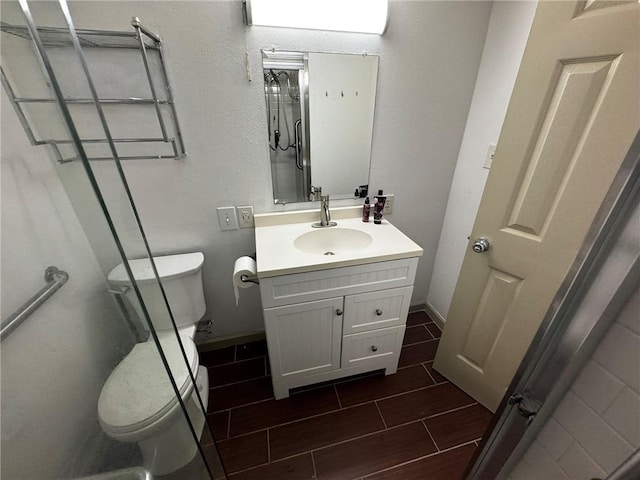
{"left": 243, "top": 0, "right": 389, "bottom": 35}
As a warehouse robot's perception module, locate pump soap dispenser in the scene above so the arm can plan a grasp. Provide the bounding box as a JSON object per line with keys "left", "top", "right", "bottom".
{"left": 373, "top": 190, "right": 386, "bottom": 224}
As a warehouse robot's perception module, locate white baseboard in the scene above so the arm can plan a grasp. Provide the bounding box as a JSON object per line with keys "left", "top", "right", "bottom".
{"left": 425, "top": 301, "right": 446, "bottom": 330}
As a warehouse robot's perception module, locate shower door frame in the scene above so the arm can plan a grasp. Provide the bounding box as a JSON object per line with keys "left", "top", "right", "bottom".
{"left": 12, "top": 0, "right": 220, "bottom": 478}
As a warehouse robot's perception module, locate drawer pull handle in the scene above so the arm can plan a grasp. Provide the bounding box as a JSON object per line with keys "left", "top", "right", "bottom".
{"left": 375, "top": 309, "right": 383, "bottom": 316}
{"left": 370, "top": 345, "right": 378, "bottom": 352}
{"left": 336, "top": 308, "right": 343, "bottom": 316}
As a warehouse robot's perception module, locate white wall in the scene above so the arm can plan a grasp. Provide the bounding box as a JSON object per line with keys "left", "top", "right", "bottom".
{"left": 0, "top": 91, "right": 135, "bottom": 477}
{"left": 426, "top": 1, "right": 537, "bottom": 322}
{"left": 509, "top": 286, "right": 640, "bottom": 479}
{"left": 1, "top": 1, "right": 494, "bottom": 338}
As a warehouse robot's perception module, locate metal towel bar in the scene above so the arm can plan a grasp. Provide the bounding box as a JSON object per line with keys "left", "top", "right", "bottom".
{"left": 0, "top": 266, "right": 69, "bottom": 340}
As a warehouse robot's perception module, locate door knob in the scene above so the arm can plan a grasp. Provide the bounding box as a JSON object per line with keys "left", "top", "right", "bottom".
{"left": 375, "top": 309, "right": 383, "bottom": 316}
{"left": 472, "top": 237, "right": 491, "bottom": 253}
{"left": 336, "top": 308, "right": 343, "bottom": 316}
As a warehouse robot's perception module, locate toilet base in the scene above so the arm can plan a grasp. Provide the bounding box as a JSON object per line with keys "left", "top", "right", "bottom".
{"left": 139, "top": 365, "right": 208, "bottom": 475}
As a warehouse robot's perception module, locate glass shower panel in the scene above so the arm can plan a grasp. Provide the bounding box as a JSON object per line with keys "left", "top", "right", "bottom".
{"left": 0, "top": 1, "right": 223, "bottom": 478}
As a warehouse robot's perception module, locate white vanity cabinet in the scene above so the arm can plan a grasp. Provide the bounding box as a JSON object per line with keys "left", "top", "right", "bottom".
{"left": 260, "top": 257, "right": 418, "bottom": 399}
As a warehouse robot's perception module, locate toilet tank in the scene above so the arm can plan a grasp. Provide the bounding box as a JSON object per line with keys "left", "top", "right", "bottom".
{"left": 108, "top": 252, "right": 206, "bottom": 332}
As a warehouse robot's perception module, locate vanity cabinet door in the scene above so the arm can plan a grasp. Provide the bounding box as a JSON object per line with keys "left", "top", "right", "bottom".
{"left": 343, "top": 286, "right": 413, "bottom": 334}
{"left": 264, "top": 297, "right": 343, "bottom": 381}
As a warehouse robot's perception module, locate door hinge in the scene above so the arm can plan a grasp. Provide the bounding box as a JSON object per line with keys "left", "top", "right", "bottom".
{"left": 508, "top": 392, "right": 542, "bottom": 426}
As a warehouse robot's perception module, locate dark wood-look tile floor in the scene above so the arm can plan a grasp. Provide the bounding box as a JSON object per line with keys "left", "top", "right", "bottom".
{"left": 197, "top": 311, "right": 492, "bottom": 479}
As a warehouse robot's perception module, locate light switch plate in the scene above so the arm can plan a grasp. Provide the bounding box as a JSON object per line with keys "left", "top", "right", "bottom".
{"left": 217, "top": 207, "right": 238, "bottom": 231}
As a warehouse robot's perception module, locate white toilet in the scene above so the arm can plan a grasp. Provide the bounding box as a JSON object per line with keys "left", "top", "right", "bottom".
{"left": 98, "top": 252, "right": 209, "bottom": 475}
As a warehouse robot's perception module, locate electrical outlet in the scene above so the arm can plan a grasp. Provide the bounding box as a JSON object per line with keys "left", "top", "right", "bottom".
{"left": 237, "top": 205, "right": 254, "bottom": 228}
{"left": 217, "top": 207, "right": 238, "bottom": 231}
{"left": 484, "top": 144, "right": 496, "bottom": 169}
{"left": 382, "top": 194, "right": 394, "bottom": 215}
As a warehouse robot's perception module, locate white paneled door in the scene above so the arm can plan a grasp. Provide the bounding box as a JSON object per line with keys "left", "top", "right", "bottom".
{"left": 434, "top": 0, "right": 639, "bottom": 412}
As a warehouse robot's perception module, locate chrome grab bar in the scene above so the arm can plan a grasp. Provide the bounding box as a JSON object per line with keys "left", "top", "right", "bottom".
{"left": 0, "top": 266, "right": 69, "bottom": 340}
{"left": 294, "top": 119, "right": 303, "bottom": 170}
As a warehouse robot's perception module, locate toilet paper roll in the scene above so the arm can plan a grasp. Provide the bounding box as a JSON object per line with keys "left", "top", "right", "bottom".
{"left": 233, "top": 256, "right": 257, "bottom": 306}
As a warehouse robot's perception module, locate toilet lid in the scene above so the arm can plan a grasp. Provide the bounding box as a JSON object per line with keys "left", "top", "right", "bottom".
{"left": 108, "top": 252, "right": 204, "bottom": 285}
{"left": 98, "top": 335, "right": 199, "bottom": 433}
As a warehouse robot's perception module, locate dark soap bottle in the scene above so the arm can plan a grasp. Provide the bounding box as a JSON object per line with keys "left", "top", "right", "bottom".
{"left": 373, "top": 190, "right": 386, "bottom": 224}
{"left": 362, "top": 197, "right": 371, "bottom": 222}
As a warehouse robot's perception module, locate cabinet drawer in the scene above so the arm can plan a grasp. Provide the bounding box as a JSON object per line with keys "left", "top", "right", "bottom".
{"left": 343, "top": 286, "right": 412, "bottom": 334}
{"left": 259, "top": 258, "right": 418, "bottom": 308}
{"left": 341, "top": 325, "right": 405, "bottom": 368}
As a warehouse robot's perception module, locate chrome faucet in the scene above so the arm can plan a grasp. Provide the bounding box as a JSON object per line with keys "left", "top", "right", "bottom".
{"left": 312, "top": 194, "right": 337, "bottom": 228}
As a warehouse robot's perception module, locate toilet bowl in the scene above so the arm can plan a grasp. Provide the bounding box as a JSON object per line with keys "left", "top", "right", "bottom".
{"left": 98, "top": 335, "right": 209, "bottom": 475}
{"left": 99, "top": 252, "right": 209, "bottom": 475}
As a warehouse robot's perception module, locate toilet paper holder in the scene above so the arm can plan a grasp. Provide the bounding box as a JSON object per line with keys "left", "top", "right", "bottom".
{"left": 240, "top": 274, "right": 259, "bottom": 285}
{"left": 240, "top": 253, "right": 259, "bottom": 284}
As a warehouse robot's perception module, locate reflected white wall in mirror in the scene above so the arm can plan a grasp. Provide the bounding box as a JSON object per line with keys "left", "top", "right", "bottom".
{"left": 308, "top": 52, "right": 378, "bottom": 198}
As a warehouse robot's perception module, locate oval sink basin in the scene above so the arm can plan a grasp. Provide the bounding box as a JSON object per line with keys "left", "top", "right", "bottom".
{"left": 294, "top": 228, "right": 373, "bottom": 256}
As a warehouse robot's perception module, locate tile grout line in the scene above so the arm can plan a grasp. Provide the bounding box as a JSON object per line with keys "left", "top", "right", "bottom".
{"left": 311, "top": 451, "right": 318, "bottom": 479}
{"left": 201, "top": 358, "right": 236, "bottom": 368}
{"left": 226, "top": 408, "right": 231, "bottom": 440}
{"left": 333, "top": 380, "right": 452, "bottom": 410}
{"left": 226, "top": 449, "right": 319, "bottom": 478}
{"left": 398, "top": 361, "right": 435, "bottom": 371}
{"left": 403, "top": 339, "right": 435, "bottom": 348}
{"left": 422, "top": 402, "right": 480, "bottom": 420}
{"left": 226, "top": 381, "right": 462, "bottom": 438}
{"left": 222, "top": 391, "right": 479, "bottom": 473}
{"left": 266, "top": 428, "right": 271, "bottom": 463}
{"left": 225, "top": 381, "right": 478, "bottom": 439}
{"left": 225, "top": 404, "right": 348, "bottom": 440}
{"left": 210, "top": 393, "right": 274, "bottom": 415}
{"left": 422, "top": 323, "right": 435, "bottom": 340}
{"left": 374, "top": 400, "right": 388, "bottom": 429}
{"left": 360, "top": 439, "right": 480, "bottom": 479}
{"left": 421, "top": 362, "right": 437, "bottom": 384}
{"left": 421, "top": 419, "right": 440, "bottom": 451}
{"left": 221, "top": 378, "right": 476, "bottom": 440}
{"left": 208, "top": 355, "right": 266, "bottom": 371}
{"left": 421, "top": 362, "right": 448, "bottom": 385}
{"left": 270, "top": 419, "right": 388, "bottom": 464}
{"left": 302, "top": 422, "right": 411, "bottom": 461}
{"left": 209, "top": 373, "right": 271, "bottom": 390}
{"left": 401, "top": 338, "right": 439, "bottom": 347}
{"left": 361, "top": 401, "right": 480, "bottom": 434}
{"left": 334, "top": 384, "right": 343, "bottom": 409}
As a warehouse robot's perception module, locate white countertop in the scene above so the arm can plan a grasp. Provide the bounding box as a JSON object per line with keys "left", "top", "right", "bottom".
{"left": 255, "top": 207, "right": 423, "bottom": 278}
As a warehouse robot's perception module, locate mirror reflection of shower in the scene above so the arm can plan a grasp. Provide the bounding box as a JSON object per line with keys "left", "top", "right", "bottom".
{"left": 262, "top": 51, "right": 311, "bottom": 204}
{"left": 265, "top": 69, "right": 299, "bottom": 151}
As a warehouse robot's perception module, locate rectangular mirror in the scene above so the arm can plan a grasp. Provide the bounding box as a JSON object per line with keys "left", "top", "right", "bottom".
{"left": 262, "top": 50, "right": 379, "bottom": 204}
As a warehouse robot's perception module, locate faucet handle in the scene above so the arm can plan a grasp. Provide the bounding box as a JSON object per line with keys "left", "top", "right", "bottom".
{"left": 310, "top": 185, "right": 322, "bottom": 201}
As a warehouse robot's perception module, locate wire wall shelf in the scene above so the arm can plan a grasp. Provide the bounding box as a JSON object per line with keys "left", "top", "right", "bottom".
{"left": 0, "top": 18, "right": 186, "bottom": 163}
